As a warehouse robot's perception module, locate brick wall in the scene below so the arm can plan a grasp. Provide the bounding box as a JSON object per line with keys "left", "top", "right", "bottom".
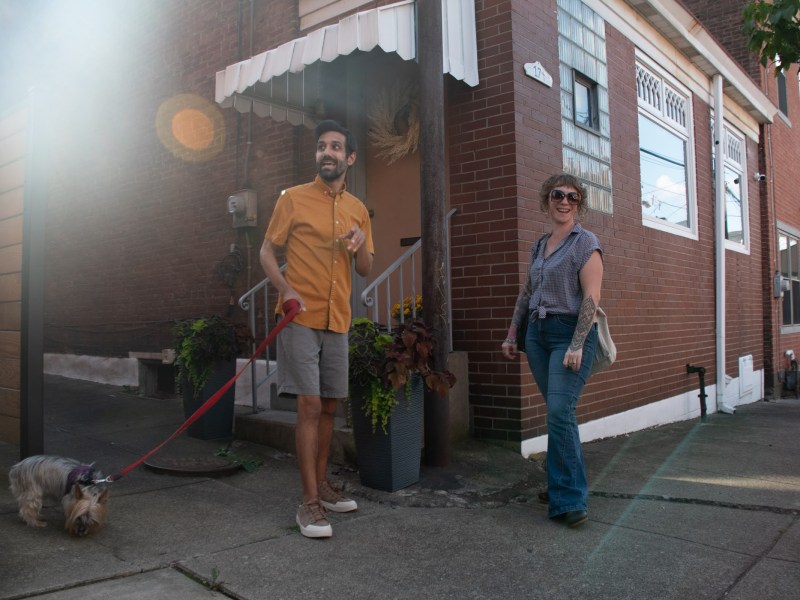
{"left": 28, "top": 0, "right": 302, "bottom": 356}
{"left": 681, "top": 1, "right": 800, "bottom": 390}
{"left": 448, "top": 0, "right": 548, "bottom": 443}
{"left": 680, "top": 0, "right": 763, "bottom": 82}
{"left": 450, "top": 4, "right": 766, "bottom": 444}
{"left": 0, "top": 0, "right": 777, "bottom": 445}
{"left": 765, "top": 63, "right": 800, "bottom": 371}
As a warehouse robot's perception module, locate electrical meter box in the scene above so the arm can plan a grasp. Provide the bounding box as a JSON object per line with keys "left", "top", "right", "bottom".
{"left": 227, "top": 189, "right": 257, "bottom": 228}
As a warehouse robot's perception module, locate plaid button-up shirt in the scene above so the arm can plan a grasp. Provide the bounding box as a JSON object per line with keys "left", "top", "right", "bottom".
{"left": 528, "top": 223, "right": 602, "bottom": 319}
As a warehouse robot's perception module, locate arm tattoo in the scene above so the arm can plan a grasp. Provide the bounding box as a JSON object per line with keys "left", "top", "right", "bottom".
{"left": 569, "top": 296, "right": 597, "bottom": 352}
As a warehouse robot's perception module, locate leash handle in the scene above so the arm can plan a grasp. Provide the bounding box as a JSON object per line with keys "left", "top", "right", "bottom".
{"left": 109, "top": 300, "right": 301, "bottom": 481}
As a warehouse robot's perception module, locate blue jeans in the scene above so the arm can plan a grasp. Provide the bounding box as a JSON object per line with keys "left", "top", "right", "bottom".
{"left": 525, "top": 314, "right": 598, "bottom": 517}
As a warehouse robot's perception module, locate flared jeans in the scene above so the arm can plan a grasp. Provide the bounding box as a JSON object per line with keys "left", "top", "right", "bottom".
{"left": 525, "top": 313, "right": 598, "bottom": 517}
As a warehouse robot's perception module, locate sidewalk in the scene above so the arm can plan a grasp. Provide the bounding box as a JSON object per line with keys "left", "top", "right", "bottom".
{"left": 1, "top": 374, "right": 798, "bottom": 600}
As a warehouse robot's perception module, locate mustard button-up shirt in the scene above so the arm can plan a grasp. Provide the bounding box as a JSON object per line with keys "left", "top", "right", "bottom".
{"left": 265, "top": 176, "right": 374, "bottom": 333}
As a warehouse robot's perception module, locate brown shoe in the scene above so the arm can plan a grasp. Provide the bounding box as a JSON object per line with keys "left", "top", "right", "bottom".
{"left": 551, "top": 510, "right": 588, "bottom": 528}
{"left": 319, "top": 480, "right": 358, "bottom": 513}
{"left": 537, "top": 490, "right": 549, "bottom": 504}
{"left": 296, "top": 500, "right": 332, "bottom": 538}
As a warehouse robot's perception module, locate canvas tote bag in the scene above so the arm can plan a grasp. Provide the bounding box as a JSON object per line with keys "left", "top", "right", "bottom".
{"left": 591, "top": 306, "right": 616, "bottom": 374}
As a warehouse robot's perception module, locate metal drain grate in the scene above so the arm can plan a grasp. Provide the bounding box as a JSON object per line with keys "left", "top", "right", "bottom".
{"left": 144, "top": 456, "right": 241, "bottom": 477}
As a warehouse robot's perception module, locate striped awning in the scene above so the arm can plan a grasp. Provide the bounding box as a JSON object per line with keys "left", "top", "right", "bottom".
{"left": 214, "top": 0, "right": 478, "bottom": 126}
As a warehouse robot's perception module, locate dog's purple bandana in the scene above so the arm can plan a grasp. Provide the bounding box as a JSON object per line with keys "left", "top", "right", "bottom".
{"left": 65, "top": 465, "right": 96, "bottom": 496}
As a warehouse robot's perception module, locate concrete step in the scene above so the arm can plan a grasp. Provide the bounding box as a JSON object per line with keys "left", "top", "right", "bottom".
{"left": 233, "top": 352, "right": 470, "bottom": 468}
{"left": 235, "top": 408, "right": 356, "bottom": 467}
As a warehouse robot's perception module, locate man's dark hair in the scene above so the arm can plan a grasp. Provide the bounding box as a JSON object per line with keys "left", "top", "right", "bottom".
{"left": 314, "top": 119, "right": 357, "bottom": 156}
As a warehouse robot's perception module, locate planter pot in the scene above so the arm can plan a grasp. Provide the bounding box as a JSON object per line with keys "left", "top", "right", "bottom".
{"left": 182, "top": 359, "right": 236, "bottom": 440}
{"left": 350, "top": 375, "right": 423, "bottom": 492}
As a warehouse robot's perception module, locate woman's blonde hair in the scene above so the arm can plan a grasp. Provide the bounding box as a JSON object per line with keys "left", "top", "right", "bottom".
{"left": 539, "top": 173, "right": 590, "bottom": 217}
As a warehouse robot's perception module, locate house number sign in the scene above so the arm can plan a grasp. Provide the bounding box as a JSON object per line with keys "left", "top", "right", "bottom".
{"left": 523, "top": 62, "right": 553, "bottom": 88}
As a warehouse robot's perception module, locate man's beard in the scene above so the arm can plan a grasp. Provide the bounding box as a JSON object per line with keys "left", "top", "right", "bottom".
{"left": 318, "top": 157, "right": 346, "bottom": 181}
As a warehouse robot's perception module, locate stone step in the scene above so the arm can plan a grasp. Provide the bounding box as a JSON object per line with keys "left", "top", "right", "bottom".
{"left": 235, "top": 408, "right": 356, "bottom": 467}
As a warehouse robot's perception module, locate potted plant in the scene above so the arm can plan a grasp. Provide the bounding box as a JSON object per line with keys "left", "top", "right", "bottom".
{"left": 348, "top": 316, "right": 455, "bottom": 491}
{"left": 173, "top": 315, "right": 251, "bottom": 440}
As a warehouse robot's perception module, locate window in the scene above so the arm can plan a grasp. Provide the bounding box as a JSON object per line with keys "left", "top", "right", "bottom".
{"left": 778, "top": 70, "right": 788, "bottom": 116}
{"left": 636, "top": 61, "right": 696, "bottom": 236}
{"left": 557, "top": 2, "right": 612, "bottom": 214}
{"left": 639, "top": 115, "right": 689, "bottom": 226}
{"left": 573, "top": 72, "right": 598, "bottom": 131}
{"left": 721, "top": 125, "right": 748, "bottom": 250}
{"left": 780, "top": 232, "right": 800, "bottom": 326}
{"left": 724, "top": 168, "right": 744, "bottom": 243}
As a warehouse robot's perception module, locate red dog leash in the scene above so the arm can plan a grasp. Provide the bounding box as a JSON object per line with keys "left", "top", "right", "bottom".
{"left": 104, "top": 299, "right": 301, "bottom": 482}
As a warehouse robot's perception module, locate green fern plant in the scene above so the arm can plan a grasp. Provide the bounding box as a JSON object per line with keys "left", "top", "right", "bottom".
{"left": 174, "top": 316, "right": 251, "bottom": 400}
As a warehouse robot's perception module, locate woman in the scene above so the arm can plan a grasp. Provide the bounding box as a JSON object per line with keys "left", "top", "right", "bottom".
{"left": 501, "top": 173, "right": 603, "bottom": 528}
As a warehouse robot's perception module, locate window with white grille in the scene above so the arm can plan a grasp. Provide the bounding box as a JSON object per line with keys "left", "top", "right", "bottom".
{"left": 723, "top": 126, "right": 748, "bottom": 249}
{"left": 780, "top": 231, "right": 800, "bottom": 327}
{"left": 636, "top": 61, "right": 696, "bottom": 237}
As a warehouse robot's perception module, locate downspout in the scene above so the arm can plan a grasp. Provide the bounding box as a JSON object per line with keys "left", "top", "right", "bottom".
{"left": 713, "top": 73, "right": 736, "bottom": 414}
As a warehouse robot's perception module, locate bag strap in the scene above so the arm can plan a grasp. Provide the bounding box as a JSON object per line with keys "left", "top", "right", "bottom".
{"left": 531, "top": 235, "right": 546, "bottom": 261}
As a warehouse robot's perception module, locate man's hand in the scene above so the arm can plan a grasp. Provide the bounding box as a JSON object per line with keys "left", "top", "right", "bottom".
{"left": 282, "top": 288, "right": 306, "bottom": 312}
{"left": 339, "top": 226, "right": 366, "bottom": 253}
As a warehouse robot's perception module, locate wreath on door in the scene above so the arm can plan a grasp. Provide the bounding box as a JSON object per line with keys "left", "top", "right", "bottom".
{"left": 368, "top": 80, "right": 420, "bottom": 164}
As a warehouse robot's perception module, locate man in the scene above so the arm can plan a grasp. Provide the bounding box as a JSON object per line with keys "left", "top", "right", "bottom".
{"left": 260, "top": 120, "right": 374, "bottom": 538}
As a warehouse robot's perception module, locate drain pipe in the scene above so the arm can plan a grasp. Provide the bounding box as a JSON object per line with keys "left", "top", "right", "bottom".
{"left": 686, "top": 364, "right": 708, "bottom": 422}
{"left": 713, "top": 73, "right": 736, "bottom": 415}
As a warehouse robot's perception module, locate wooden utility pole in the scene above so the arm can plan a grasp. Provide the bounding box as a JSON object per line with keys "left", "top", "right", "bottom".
{"left": 418, "top": 0, "right": 450, "bottom": 467}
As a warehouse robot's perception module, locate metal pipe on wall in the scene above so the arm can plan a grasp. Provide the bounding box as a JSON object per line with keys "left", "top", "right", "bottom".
{"left": 713, "top": 73, "right": 736, "bottom": 415}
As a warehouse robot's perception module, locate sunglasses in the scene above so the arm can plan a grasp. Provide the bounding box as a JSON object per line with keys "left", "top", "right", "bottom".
{"left": 550, "top": 189, "right": 581, "bottom": 204}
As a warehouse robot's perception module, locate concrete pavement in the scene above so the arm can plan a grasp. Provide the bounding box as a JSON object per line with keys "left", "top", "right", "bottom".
{"left": 1, "top": 375, "right": 798, "bottom": 599}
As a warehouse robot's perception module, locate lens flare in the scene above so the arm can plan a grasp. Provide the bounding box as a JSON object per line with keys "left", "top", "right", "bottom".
{"left": 171, "top": 108, "right": 214, "bottom": 150}
{"left": 156, "top": 94, "right": 225, "bottom": 162}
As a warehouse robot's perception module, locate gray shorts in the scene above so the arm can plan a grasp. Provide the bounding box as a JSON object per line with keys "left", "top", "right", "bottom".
{"left": 276, "top": 321, "right": 349, "bottom": 398}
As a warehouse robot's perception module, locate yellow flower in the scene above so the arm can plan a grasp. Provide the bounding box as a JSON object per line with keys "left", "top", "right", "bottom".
{"left": 391, "top": 295, "right": 423, "bottom": 320}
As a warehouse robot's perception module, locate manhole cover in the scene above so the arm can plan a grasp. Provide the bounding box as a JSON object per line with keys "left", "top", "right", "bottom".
{"left": 144, "top": 456, "right": 241, "bottom": 477}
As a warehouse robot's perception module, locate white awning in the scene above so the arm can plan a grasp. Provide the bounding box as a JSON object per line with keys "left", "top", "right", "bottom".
{"left": 214, "top": 0, "right": 479, "bottom": 125}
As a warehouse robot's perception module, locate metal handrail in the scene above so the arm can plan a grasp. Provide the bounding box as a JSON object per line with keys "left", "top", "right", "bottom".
{"left": 238, "top": 264, "right": 286, "bottom": 413}
{"left": 360, "top": 239, "right": 421, "bottom": 326}
{"left": 360, "top": 208, "right": 457, "bottom": 349}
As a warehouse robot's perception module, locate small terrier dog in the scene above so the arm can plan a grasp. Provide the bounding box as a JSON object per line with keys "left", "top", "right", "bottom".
{"left": 9, "top": 455, "right": 110, "bottom": 536}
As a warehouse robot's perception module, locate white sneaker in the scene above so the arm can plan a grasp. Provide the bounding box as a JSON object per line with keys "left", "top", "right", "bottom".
{"left": 319, "top": 480, "right": 358, "bottom": 513}
{"left": 296, "top": 500, "right": 332, "bottom": 538}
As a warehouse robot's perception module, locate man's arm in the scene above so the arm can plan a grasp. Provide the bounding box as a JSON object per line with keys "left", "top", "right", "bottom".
{"left": 354, "top": 244, "right": 373, "bottom": 277}
{"left": 259, "top": 238, "right": 305, "bottom": 310}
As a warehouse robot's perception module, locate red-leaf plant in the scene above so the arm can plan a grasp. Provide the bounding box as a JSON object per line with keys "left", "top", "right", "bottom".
{"left": 349, "top": 317, "right": 456, "bottom": 432}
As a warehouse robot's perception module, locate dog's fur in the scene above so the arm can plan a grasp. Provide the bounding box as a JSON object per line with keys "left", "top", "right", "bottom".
{"left": 9, "top": 455, "right": 109, "bottom": 536}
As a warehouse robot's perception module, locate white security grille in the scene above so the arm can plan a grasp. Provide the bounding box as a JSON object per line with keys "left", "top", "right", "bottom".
{"left": 636, "top": 63, "right": 688, "bottom": 134}
{"left": 636, "top": 66, "right": 661, "bottom": 111}
{"left": 725, "top": 129, "right": 743, "bottom": 167}
{"left": 664, "top": 87, "right": 687, "bottom": 129}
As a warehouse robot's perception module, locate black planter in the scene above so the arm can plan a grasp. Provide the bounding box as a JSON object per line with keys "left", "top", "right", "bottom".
{"left": 182, "top": 359, "right": 236, "bottom": 440}
{"left": 350, "top": 375, "right": 424, "bottom": 492}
